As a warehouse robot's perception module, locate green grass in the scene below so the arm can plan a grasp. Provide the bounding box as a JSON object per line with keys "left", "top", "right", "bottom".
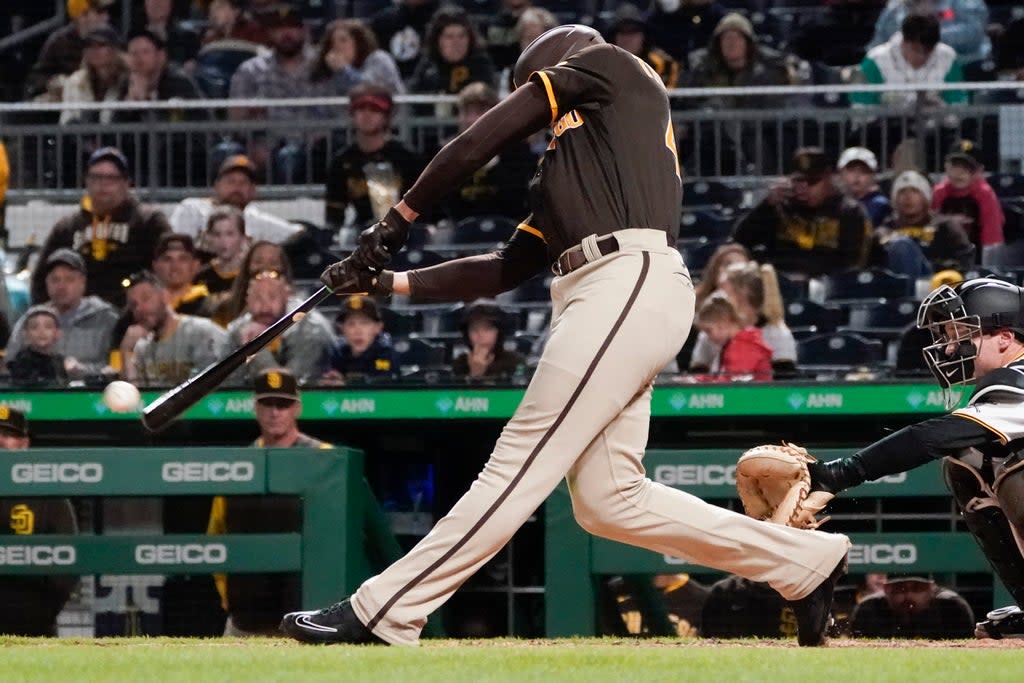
{"left": 3, "top": 637, "right": 1022, "bottom": 683}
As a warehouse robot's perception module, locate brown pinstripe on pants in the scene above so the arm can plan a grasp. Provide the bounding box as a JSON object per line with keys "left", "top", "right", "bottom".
{"left": 350, "top": 229, "right": 850, "bottom": 645}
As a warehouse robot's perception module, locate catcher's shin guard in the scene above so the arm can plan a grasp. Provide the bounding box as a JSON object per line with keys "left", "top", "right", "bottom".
{"left": 944, "top": 457, "right": 1024, "bottom": 605}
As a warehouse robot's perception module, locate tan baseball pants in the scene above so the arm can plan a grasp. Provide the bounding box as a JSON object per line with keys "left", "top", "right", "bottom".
{"left": 351, "top": 229, "right": 851, "bottom": 645}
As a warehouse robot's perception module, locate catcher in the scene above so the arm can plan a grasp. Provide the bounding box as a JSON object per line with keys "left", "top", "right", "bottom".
{"left": 737, "top": 277, "right": 1024, "bottom": 639}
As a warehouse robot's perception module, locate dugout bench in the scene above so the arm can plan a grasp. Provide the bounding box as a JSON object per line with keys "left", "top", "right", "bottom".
{"left": 545, "top": 449, "right": 1011, "bottom": 637}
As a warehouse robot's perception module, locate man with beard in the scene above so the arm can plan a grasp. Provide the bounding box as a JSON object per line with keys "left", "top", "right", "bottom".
{"left": 228, "top": 5, "right": 317, "bottom": 182}
{"left": 119, "top": 270, "right": 227, "bottom": 386}
{"left": 225, "top": 270, "right": 334, "bottom": 385}
{"left": 170, "top": 155, "right": 301, "bottom": 245}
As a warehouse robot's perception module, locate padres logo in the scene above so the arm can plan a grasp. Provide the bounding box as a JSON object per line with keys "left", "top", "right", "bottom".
{"left": 10, "top": 504, "right": 34, "bottom": 535}
{"left": 0, "top": 406, "right": 9, "bottom": 421}
{"left": 267, "top": 372, "right": 282, "bottom": 389}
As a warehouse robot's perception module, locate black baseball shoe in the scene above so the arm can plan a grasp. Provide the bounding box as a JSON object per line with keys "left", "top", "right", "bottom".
{"left": 975, "top": 605, "right": 1024, "bottom": 639}
{"left": 280, "top": 598, "right": 387, "bottom": 645}
{"left": 788, "top": 554, "right": 848, "bottom": 647}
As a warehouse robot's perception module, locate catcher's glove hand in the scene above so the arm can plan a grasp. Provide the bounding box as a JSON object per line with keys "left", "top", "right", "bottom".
{"left": 736, "top": 442, "right": 834, "bottom": 529}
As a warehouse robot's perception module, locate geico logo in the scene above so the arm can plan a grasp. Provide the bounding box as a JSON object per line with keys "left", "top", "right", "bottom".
{"left": 848, "top": 543, "right": 918, "bottom": 565}
{"left": 653, "top": 464, "right": 736, "bottom": 487}
{"left": 0, "top": 545, "right": 76, "bottom": 566}
{"left": 135, "top": 543, "right": 228, "bottom": 565}
{"left": 11, "top": 463, "right": 103, "bottom": 484}
{"left": 161, "top": 461, "right": 255, "bottom": 483}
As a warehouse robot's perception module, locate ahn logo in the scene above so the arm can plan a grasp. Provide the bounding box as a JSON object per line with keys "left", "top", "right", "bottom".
{"left": 848, "top": 543, "right": 918, "bottom": 565}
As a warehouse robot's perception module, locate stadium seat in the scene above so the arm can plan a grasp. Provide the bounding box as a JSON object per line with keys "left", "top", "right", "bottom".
{"left": 775, "top": 271, "right": 810, "bottom": 301}
{"left": 846, "top": 298, "right": 918, "bottom": 330}
{"left": 680, "top": 209, "right": 736, "bottom": 242}
{"left": 989, "top": 174, "right": 1024, "bottom": 200}
{"left": 514, "top": 273, "right": 553, "bottom": 302}
{"left": 682, "top": 180, "right": 747, "bottom": 210}
{"left": 797, "top": 331, "right": 885, "bottom": 367}
{"left": 785, "top": 299, "right": 848, "bottom": 333}
{"left": 679, "top": 238, "right": 725, "bottom": 274}
{"left": 381, "top": 307, "right": 422, "bottom": 337}
{"left": 453, "top": 215, "right": 518, "bottom": 245}
{"left": 824, "top": 269, "right": 913, "bottom": 302}
{"left": 394, "top": 337, "right": 446, "bottom": 371}
{"left": 390, "top": 249, "right": 446, "bottom": 271}
{"left": 194, "top": 39, "right": 264, "bottom": 99}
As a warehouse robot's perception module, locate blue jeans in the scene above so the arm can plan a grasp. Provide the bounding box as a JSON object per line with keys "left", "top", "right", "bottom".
{"left": 885, "top": 236, "right": 933, "bottom": 279}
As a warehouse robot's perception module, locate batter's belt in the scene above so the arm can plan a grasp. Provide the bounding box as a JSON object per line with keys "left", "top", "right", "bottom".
{"left": 554, "top": 231, "right": 675, "bottom": 276}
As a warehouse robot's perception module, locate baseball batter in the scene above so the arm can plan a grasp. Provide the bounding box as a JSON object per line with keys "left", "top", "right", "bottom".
{"left": 281, "top": 25, "right": 850, "bottom": 647}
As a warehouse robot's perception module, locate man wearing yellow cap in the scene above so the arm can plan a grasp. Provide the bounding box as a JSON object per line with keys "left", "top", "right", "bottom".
{"left": 26, "top": 0, "right": 114, "bottom": 100}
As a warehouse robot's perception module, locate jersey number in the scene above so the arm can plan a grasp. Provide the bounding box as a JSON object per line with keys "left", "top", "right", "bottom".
{"left": 632, "top": 55, "right": 681, "bottom": 181}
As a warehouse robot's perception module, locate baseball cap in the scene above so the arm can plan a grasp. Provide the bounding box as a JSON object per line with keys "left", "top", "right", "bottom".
{"left": 217, "top": 154, "right": 258, "bottom": 181}
{"left": 67, "top": 0, "right": 114, "bottom": 20}
{"left": 890, "top": 170, "right": 932, "bottom": 203}
{"left": 608, "top": 3, "right": 647, "bottom": 35}
{"left": 461, "top": 299, "right": 505, "bottom": 329}
{"left": 337, "top": 295, "right": 381, "bottom": 323}
{"left": 45, "top": 247, "right": 87, "bottom": 275}
{"left": 254, "top": 368, "right": 300, "bottom": 402}
{"left": 789, "top": 147, "right": 832, "bottom": 182}
{"left": 0, "top": 405, "right": 29, "bottom": 438}
{"left": 883, "top": 576, "right": 934, "bottom": 589}
{"left": 837, "top": 146, "right": 878, "bottom": 172}
{"left": 23, "top": 304, "right": 60, "bottom": 327}
{"left": 154, "top": 233, "right": 199, "bottom": 259}
{"left": 262, "top": 3, "right": 305, "bottom": 29}
{"left": 84, "top": 26, "right": 125, "bottom": 50}
{"left": 946, "top": 139, "right": 982, "bottom": 171}
{"left": 349, "top": 89, "right": 394, "bottom": 115}
{"left": 127, "top": 28, "right": 167, "bottom": 51}
{"left": 87, "top": 146, "right": 130, "bottom": 176}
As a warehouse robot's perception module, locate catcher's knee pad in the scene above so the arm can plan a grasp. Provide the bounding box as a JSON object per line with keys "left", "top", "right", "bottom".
{"left": 994, "top": 456, "right": 1024, "bottom": 531}
{"left": 943, "top": 457, "right": 1024, "bottom": 605}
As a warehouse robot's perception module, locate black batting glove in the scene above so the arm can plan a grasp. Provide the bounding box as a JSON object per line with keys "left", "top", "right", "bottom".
{"left": 320, "top": 259, "right": 394, "bottom": 296}
{"left": 355, "top": 207, "right": 411, "bottom": 270}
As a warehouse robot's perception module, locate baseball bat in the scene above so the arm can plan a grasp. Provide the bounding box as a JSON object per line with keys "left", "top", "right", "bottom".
{"left": 141, "top": 278, "right": 352, "bottom": 433}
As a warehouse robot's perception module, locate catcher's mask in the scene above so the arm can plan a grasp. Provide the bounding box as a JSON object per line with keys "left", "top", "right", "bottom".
{"left": 512, "top": 24, "right": 604, "bottom": 89}
{"left": 917, "top": 278, "right": 1024, "bottom": 409}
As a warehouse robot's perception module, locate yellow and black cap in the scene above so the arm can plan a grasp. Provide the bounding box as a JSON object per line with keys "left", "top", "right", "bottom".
{"left": 254, "top": 368, "right": 299, "bottom": 402}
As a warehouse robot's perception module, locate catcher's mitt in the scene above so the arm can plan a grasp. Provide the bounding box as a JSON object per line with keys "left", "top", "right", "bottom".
{"left": 736, "top": 442, "right": 834, "bottom": 529}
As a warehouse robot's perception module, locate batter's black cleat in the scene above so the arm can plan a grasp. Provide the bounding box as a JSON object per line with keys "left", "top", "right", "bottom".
{"left": 975, "top": 605, "right": 1024, "bottom": 639}
{"left": 789, "top": 554, "right": 848, "bottom": 647}
{"left": 280, "top": 598, "right": 387, "bottom": 645}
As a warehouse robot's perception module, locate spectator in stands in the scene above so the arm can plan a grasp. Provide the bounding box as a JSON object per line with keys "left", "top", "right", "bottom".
{"left": 851, "top": 13, "right": 967, "bottom": 109}
{"left": 870, "top": 0, "right": 990, "bottom": 63}
{"left": 322, "top": 295, "right": 398, "bottom": 385}
{"left": 151, "top": 234, "right": 212, "bottom": 317}
{"left": 850, "top": 576, "right": 974, "bottom": 639}
{"left": 691, "top": 295, "right": 772, "bottom": 381}
{"left": 485, "top": 0, "right": 533, "bottom": 73}
{"left": 202, "top": 0, "right": 269, "bottom": 46}
{"left": 5, "top": 306, "right": 67, "bottom": 387}
{"left": 685, "top": 13, "right": 800, "bottom": 109}
{"left": 496, "top": 6, "right": 558, "bottom": 97}
{"left": 441, "top": 83, "right": 535, "bottom": 222}
{"left": 119, "top": 271, "right": 226, "bottom": 385}
{"left": 26, "top": 0, "right": 112, "bottom": 100}
{"left": 310, "top": 19, "right": 404, "bottom": 98}
{"left": 874, "top": 170, "right": 973, "bottom": 275}
{"left": 452, "top": 300, "right": 524, "bottom": 380}
{"left": 30, "top": 146, "right": 172, "bottom": 307}
{"left": 838, "top": 147, "right": 891, "bottom": 228}
{"left": 647, "top": 0, "right": 726, "bottom": 64}
{"left": 208, "top": 368, "right": 329, "bottom": 636}
{"left": 932, "top": 139, "right": 1005, "bottom": 265}
{"left": 226, "top": 270, "right": 334, "bottom": 384}
{"left": 693, "top": 243, "right": 752, "bottom": 310}
{"left": 732, "top": 147, "right": 873, "bottom": 277}
{"left": 408, "top": 6, "right": 496, "bottom": 96}
{"left": 0, "top": 407, "right": 79, "bottom": 636}
{"left": 114, "top": 29, "right": 205, "bottom": 124}
{"left": 169, "top": 155, "right": 301, "bottom": 244}
{"left": 324, "top": 85, "right": 423, "bottom": 230}
{"left": 789, "top": 0, "right": 886, "bottom": 68}
{"left": 370, "top": 0, "right": 441, "bottom": 80}
{"left": 228, "top": 5, "right": 316, "bottom": 181}
{"left": 213, "top": 240, "right": 292, "bottom": 326}
{"left": 196, "top": 208, "right": 248, "bottom": 295}
{"left": 7, "top": 249, "right": 118, "bottom": 379}
{"left": 137, "top": 0, "right": 201, "bottom": 70}
{"left": 604, "top": 4, "right": 680, "bottom": 89}
{"left": 690, "top": 261, "right": 796, "bottom": 375}
{"left": 59, "top": 27, "right": 128, "bottom": 125}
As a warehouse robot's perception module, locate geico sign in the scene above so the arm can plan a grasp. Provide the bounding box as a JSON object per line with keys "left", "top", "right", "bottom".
{"left": 653, "top": 464, "right": 736, "bottom": 487}
{"left": 11, "top": 463, "right": 103, "bottom": 484}
{"left": 848, "top": 543, "right": 918, "bottom": 565}
{"left": 162, "top": 461, "right": 255, "bottom": 483}
{"left": 135, "top": 543, "right": 228, "bottom": 565}
{"left": 0, "top": 545, "right": 76, "bottom": 566}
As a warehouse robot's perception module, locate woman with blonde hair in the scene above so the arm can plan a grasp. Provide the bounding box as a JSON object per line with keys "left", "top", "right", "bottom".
{"left": 693, "top": 242, "right": 751, "bottom": 309}
{"left": 689, "top": 261, "right": 797, "bottom": 376}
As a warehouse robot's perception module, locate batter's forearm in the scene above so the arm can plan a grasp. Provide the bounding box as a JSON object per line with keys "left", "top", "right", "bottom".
{"left": 407, "top": 254, "right": 517, "bottom": 301}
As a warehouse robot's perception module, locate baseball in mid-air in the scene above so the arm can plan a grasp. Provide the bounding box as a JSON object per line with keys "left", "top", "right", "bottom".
{"left": 103, "top": 381, "right": 141, "bottom": 413}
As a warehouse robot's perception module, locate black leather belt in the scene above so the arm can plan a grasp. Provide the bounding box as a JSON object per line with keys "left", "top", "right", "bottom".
{"left": 553, "top": 235, "right": 620, "bottom": 276}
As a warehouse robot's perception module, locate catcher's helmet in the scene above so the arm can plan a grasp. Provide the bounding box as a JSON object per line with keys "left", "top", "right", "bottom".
{"left": 917, "top": 277, "right": 1024, "bottom": 408}
{"left": 512, "top": 24, "right": 604, "bottom": 89}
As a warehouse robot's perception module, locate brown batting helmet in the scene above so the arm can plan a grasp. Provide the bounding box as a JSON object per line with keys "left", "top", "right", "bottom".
{"left": 513, "top": 24, "right": 604, "bottom": 88}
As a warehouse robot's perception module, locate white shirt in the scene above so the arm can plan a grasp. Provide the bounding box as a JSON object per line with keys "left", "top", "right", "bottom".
{"left": 168, "top": 198, "right": 303, "bottom": 244}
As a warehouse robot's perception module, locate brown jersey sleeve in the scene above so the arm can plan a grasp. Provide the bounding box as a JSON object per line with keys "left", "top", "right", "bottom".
{"left": 529, "top": 44, "right": 625, "bottom": 121}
